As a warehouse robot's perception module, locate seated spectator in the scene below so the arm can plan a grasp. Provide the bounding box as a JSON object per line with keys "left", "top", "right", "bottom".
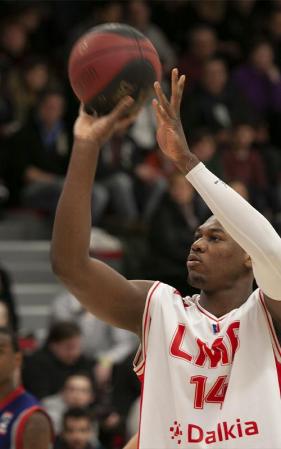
{"left": 7, "top": 89, "right": 71, "bottom": 212}
{"left": 232, "top": 39, "right": 281, "bottom": 118}
{"left": 190, "top": 128, "right": 224, "bottom": 178}
{"left": 42, "top": 373, "right": 96, "bottom": 434}
{"left": 22, "top": 321, "right": 94, "bottom": 399}
{"left": 222, "top": 121, "right": 269, "bottom": 213}
{"left": 8, "top": 56, "right": 55, "bottom": 126}
{"left": 254, "top": 120, "right": 281, "bottom": 214}
{"left": 127, "top": 0, "right": 176, "bottom": 76}
{"left": 143, "top": 173, "right": 207, "bottom": 296}
{"left": 182, "top": 56, "right": 254, "bottom": 144}
{"left": 54, "top": 408, "right": 103, "bottom": 449}
{"left": 179, "top": 25, "right": 218, "bottom": 90}
{"left": 50, "top": 288, "right": 138, "bottom": 388}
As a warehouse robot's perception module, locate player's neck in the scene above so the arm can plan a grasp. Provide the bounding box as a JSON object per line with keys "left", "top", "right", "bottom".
{"left": 0, "top": 379, "right": 18, "bottom": 402}
{"left": 199, "top": 282, "right": 253, "bottom": 318}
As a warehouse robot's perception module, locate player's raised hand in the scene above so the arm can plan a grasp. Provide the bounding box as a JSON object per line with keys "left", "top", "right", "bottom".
{"left": 74, "top": 96, "right": 136, "bottom": 147}
{"left": 153, "top": 69, "right": 197, "bottom": 171}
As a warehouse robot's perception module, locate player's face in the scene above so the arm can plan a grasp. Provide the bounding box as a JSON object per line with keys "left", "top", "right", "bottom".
{"left": 187, "top": 216, "right": 251, "bottom": 291}
{"left": 0, "top": 335, "right": 21, "bottom": 386}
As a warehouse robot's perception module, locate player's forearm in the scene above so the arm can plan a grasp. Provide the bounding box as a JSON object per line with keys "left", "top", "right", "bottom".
{"left": 51, "top": 138, "right": 99, "bottom": 278}
{"left": 186, "top": 163, "right": 281, "bottom": 300}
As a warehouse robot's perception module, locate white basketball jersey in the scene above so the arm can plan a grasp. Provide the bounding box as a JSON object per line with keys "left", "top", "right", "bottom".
{"left": 134, "top": 282, "right": 281, "bottom": 449}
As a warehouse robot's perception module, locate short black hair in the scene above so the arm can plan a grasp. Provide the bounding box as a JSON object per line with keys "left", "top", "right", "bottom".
{"left": 62, "top": 407, "right": 92, "bottom": 429}
{"left": 0, "top": 326, "right": 20, "bottom": 352}
{"left": 46, "top": 321, "right": 81, "bottom": 345}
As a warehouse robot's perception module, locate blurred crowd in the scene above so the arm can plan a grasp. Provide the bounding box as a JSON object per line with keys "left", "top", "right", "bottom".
{"left": 1, "top": 0, "right": 281, "bottom": 447}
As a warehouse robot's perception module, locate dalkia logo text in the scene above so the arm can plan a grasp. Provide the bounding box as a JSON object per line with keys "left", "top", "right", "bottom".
{"left": 171, "top": 419, "right": 259, "bottom": 445}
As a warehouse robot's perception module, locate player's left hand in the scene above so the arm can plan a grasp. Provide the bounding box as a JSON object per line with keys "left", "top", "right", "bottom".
{"left": 153, "top": 69, "right": 189, "bottom": 165}
{"left": 74, "top": 96, "right": 137, "bottom": 148}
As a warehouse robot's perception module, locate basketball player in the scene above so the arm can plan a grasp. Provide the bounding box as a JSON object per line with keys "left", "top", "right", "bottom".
{"left": 52, "top": 69, "right": 281, "bottom": 448}
{"left": 0, "top": 326, "right": 53, "bottom": 449}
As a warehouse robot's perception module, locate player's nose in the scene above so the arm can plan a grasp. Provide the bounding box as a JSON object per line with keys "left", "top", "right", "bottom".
{"left": 191, "top": 236, "right": 207, "bottom": 253}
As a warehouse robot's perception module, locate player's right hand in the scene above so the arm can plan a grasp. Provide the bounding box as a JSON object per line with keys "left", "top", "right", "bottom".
{"left": 73, "top": 96, "right": 136, "bottom": 147}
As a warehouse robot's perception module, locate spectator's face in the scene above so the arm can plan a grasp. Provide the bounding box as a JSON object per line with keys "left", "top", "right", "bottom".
{"left": 63, "top": 376, "right": 94, "bottom": 407}
{"left": 38, "top": 94, "right": 65, "bottom": 127}
{"left": 229, "top": 181, "right": 249, "bottom": 201}
{"left": 50, "top": 336, "right": 81, "bottom": 365}
{"left": 169, "top": 175, "right": 194, "bottom": 205}
{"left": 202, "top": 60, "right": 227, "bottom": 95}
{"left": 24, "top": 64, "right": 49, "bottom": 92}
{"left": 63, "top": 418, "right": 92, "bottom": 449}
{"left": 1, "top": 23, "right": 27, "bottom": 56}
{"left": 251, "top": 43, "right": 274, "bottom": 71}
{"left": 191, "top": 29, "right": 217, "bottom": 60}
{"left": 129, "top": 0, "right": 150, "bottom": 29}
{"left": 0, "top": 334, "right": 21, "bottom": 385}
{"left": 234, "top": 125, "right": 255, "bottom": 148}
{"left": 192, "top": 136, "right": 216, "bottom": 161}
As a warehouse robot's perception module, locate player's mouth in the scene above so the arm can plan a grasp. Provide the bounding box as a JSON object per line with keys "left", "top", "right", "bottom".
{"left": 187, "top": 254, "right": 203, "bottom": 268}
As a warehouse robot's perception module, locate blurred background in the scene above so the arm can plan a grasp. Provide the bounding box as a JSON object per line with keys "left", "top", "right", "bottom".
{"left": 0, "top": 0, "right": 281, "bottom": 447}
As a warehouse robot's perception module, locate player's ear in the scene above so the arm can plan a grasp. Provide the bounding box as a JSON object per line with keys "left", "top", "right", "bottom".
{"left": 244, "top": 253, "right": 252, "bottom": 269}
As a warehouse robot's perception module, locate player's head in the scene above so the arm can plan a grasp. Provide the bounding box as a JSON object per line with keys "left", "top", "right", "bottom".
{"left": 61, "top": 407, "right": 93, "bottom": 449}
{"left": 0, "top": 327, "right": 21, "bottom": 386}
{"left": 187, "top": 215, "right": 253, "bottom": 291}
{"left": 46, "top": 321, "right": 82, "bottom": 366}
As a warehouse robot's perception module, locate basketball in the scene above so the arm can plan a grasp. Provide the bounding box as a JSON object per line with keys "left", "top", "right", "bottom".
{"left": 68, "top": 23, "right": 162, "bottom": 116}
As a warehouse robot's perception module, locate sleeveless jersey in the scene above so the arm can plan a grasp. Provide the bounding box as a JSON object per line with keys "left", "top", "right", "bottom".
{"left": 134, "top": 282, "right": 281, "bottom": 449}
{"left": 0, "top": 385, "right": 52, "bottom": 449}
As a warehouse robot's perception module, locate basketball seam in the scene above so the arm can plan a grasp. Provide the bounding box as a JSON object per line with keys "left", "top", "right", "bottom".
{"left": 69, "top": 44, "right": 157, "bottom": 68}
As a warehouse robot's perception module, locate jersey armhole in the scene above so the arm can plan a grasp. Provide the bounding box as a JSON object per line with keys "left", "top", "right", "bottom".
{"left": 259, "top": 289, "right": 281, "bottom": 363}
{"left": 13, "top": 406, "right": 54, "bottom": 449}
{"left": 133, "top": 281, "right": 161, "bottom": 378}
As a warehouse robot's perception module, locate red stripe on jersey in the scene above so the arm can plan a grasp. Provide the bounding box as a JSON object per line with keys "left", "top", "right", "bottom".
{"left": 274, "top": 355, "right": 281, "bottom": 394}
{"left": 134, "top": 281, "right": 161, "bottom": 375}
{"left": 259, "top": 290, "right": 281, "bottom": 359}
{"left": 196, "top": 300, "right": 229, "bottom": 323}
{"left": 0, "top": 386, "right": 25, "bottom": 411}
{"left": 14, "top": 406, "right": 54, "bottom": 449}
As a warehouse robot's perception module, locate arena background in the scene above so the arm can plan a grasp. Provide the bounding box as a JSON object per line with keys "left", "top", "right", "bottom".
{"left": 0, "top": 1, "right": 281, "bottom": 447}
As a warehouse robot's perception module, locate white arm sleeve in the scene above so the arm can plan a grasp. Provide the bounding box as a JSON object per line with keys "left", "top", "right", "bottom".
{"left": 186, "top": 163, "right": 281, "bottom": 300}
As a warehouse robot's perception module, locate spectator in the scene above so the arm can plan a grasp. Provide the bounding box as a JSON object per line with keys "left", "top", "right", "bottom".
{"left": 182, "top": 56, "right": 254, "bottom": 143}
{"left": 143, "top": 173, "right": 206, "bottom": 296}
{"left": 232, "top": 39, "right": 281, "bottom": 117}
{"left": 127, "top": 0, "right": 176, "bottom": 76}
{"left": 42, "top": 373, "right": 96, "bottom": 434}
{"left": 54, "top": 408, "right": 103, "bottom": 449}
{"left": 8, "top": 56, "right": 55, "bottom": 125}
{"left": 222, "top": 121, "right": 269, "bottom": 213}
{"left": 50, "top": 290, "right": 138, "bottom": 387}
{"left": 190, "top": 128, "right": 224, "bottom": 178}
{"left": 22, "top": 321, "right": 94, "bottom": 399}
{"left": 6, "top": 89, "right": 70, "bottom": 210}
{"left": 179, "top": 26, "right": 218, "bottom": 90}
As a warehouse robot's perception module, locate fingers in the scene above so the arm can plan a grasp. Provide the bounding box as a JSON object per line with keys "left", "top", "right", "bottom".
{"left": 152, "top": 98, "right": 170, "bottom": 124}
{"left": 171, "top": 69, "right": 185, "bottom": 114}
{"left": 109, "top": 96, "right": 134, "bottom": 123}
{"left": 154, "top": 81, "right": 174, "bottom": 119}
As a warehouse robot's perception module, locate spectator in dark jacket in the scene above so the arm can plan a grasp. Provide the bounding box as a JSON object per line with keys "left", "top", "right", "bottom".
{"left": 22, "top": 321, "right": 94, "bottom": 399}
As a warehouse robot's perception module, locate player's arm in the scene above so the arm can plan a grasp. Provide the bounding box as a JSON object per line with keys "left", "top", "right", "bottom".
{"left": 22, "top": 412, "right": 53, "bottom": 449}
{"left": 51, "top": 100, "right": 152, "bottom": 335}
{"left": 153, "top": 69, "right": 281, "bottom": 323}
{"left": 123, "top": 433, "right": 138, "bottom": 449}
